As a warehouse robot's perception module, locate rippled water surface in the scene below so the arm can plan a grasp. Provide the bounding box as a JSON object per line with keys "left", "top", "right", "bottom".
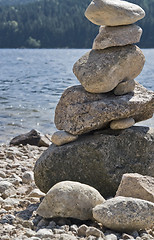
{"left": 0, "top": 49, "right": 154, "bottom": 144}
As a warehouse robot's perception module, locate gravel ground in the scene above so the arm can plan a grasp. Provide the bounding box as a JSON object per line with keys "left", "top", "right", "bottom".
{"left": 0, "top": 143, "right": 153, "bottom": 240}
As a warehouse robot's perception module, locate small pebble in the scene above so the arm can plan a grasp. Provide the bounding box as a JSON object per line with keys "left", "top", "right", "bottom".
{"left": 22, "top": 171, "right": 34, "bottom": 184}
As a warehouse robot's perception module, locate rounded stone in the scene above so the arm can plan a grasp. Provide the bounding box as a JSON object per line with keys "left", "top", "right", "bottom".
{"left": 22, "top": 171, "right": 34, "bottom": 184}
{"left": 0, "top": 181, "right": 13, "bottom": 194}
{"left": 85, "top": 0, "right": 145, "bottom": 26}
{"left": 28, "top": 189, "right": 45, "bottom": 198}
{"left": 73, "top": 45, "right": 145, "bottom": 93}
{"left": 35, "top": 229, "right": 53, "bottom": 238}
{"left": 114, "top": 79, "right": 135, "bottom": 96}
{"left": 110, "top": 118, "right": 135, "bottom": 130}
{"left": 51, "top": 131, "right": 78, "bottom": 146}
{"left": 93, "top": 196, "right": 154, "bottom": 231}
{"left": 36, "top": 181, "right": 105, "bottom": 220}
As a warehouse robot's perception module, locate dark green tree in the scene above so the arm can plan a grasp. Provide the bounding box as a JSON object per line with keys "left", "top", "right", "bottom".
{"left": 0, "top": 0, "right": 153, "bottom": 48}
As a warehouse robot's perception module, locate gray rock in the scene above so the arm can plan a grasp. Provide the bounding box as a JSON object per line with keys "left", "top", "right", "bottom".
{"left": 35, "top": 229, "right": 53, "bottom": 238}
{"left": 38, "top": 135, "right": 51, "bottom": 147}
{"left": 36, "top": 181, "right": 105, "bottom": 220}
{"left": 29, "top": 237, "right": 41, "bottom": 240}
{"left": 114, "top": 79, "right": 135, "bottom": 96}
{"left": 0, "top": 214, "right": 15, "bottom": 224}
{"left": 59, "top": 234, "right": 78, "bottom": 240}
{"left": 85, "top": 0, "right": 145, "bottom": 26}
{"left": 55, "top": 83, "right": 153, "bottom": 135}
{"left": 51, "top": 130, "right": 78, "bottom": 146}
{"left": 86, "top": 226, "right": 105, "bottom": 238}
{"left": 0, "top": 171, "right": 6, "bottom": 178}
{"left": 34, "top": 126, "right": 154, "bottom": 198}
{"left": 116, "top": 173, "right": 154, "bottom": 203}
{"left": 3, "top": 197, "right": 19, "bottom": 207}
{"left": 37, "top": 218, "right": 49, "bottom": 229}
{"left": 22, "top": 171, "right": 34, "bottom": 184}
{"left": 10, "top": 173, "right": 22, "bottom": 185}
{"left": 69, "top": 224, "right": 78, "bottom": 233}
{"left": 77, "top": 224, "right": 88, "bottom": 237}
{"left": 122, "top": 233, "right": 135, "bottom": 239}
{"left": 93, "top": 25, "right": 142, "bottom": 50}
{"left": 105, "top": 234, "right": 118, "bottom": 240}
{"left": 28, "top": 189, "right": 45, "bottom": 198}
{"left": 93, "top": 196, "right": 154, "bottom": 231}
{"left": 110, "top": 118, "right": 135, "bottom": 130}
{"left": 140, "top": 232, "right": 154, "bottom": 240}
{"left": 53, "top": 228, "right": 66, "bottom": 234}
{"left": 0, "top": 197, "right": 4, "bottom": 204}
{"left": 73, "top": 45, "right": 145, "bottom": 93}
{"left": 87, "top": 236, "right": 97, "bottom": 240}
{"left": 131, "top": 231, "right": 139, "bottom": 238}
{"left": 0, "top": 181, "right": 13, "bottom": 194}
{"left": 24, "top": 229, "right": 35, "bottom": 237}
{"left": 10, "top": 129, "right": 41, "bottom": 146}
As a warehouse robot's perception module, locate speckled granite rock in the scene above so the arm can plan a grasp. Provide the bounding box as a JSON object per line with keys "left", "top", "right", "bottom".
{"left": 116, "top": 173, "right": 154, "bottom": 203}
{"left": 34, "top": 126, "right": 154, "bottom": 198}
{"left": 73, "top": 45, "right": 145, "bottom": 93}
{"left": 37, "top": 181, "right": 105, "bottom": 220}
{"left": 54, "top": 82, "right": 153, "bottom": 135}
{"left": 93, "top": 196, "right": 154, "bottom": 231}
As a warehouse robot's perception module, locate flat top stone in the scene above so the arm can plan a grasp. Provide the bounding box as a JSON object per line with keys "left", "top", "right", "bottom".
{"left": 85, "top": 0, "right": 145, "bottom": 26}
{"left": 116, "top": 173, "right": 154, "bottom": 203}
{"left": 93, "top": 24, "right": 142, "bottom": 50}
{"left": 55, "top": 82, "right": 154, "bottom": 135}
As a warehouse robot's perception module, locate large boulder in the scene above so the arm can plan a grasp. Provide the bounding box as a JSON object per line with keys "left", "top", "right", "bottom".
{"left": 37, "top": 181, "right": 105, "bottom": 220}
{"left": 73, "top": 45, "right": 145, "bottom": 93}
{"left": 85, "top": 0, "right": 145, "bottom": 26}
{"left": 34, "top": 126, "right": 154, "bottom": 198}
{"left": 116, "top": 173, "right": 154, "bottom": 203}
{"left": 93, "top": 196, "right": 154, "bottom": 231}
{"left": 93, "top": 25, "right": 142, "bottom": 50}
{"left": 54, "top": 82, "right": 153, "bottom": 135}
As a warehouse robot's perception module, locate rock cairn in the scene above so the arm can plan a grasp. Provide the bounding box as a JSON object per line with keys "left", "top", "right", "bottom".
{"left": 33, "top": 1, "right": 154, "bottom": 237}
{"left": 50, "top": 0, "right": 154, "bottom": 145}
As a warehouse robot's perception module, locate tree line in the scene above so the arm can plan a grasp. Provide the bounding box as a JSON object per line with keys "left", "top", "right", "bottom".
{"left": 0, "top": 0, "right": 153, "bottom": 48}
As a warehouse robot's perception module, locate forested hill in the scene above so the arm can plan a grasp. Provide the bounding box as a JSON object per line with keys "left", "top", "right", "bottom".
{"left": 0, "top": 0, "right": 153, "bottom": 48}
{"left": 0, "top": 0, "right": 39, "bottom": 6}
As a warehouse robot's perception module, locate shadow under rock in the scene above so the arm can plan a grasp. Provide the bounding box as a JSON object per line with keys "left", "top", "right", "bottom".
{"left": 15, "top": 202, "right": 40, "bottom": 221}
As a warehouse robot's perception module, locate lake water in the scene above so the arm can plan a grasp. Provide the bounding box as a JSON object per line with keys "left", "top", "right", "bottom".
{"left": 0, "top": 49, "right": 154, "bottom": 144}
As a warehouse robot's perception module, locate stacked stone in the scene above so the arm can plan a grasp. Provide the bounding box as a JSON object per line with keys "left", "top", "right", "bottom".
{"left": 52, "top": 0, "right": 154, "bottom": 145}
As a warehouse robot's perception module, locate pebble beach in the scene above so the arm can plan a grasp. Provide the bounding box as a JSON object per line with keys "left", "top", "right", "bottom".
{"left": 0, "top": 0, "right": 154, "bottom": 238}
{"left": 0, "top": 143, "right": 153, "bottom": 240}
